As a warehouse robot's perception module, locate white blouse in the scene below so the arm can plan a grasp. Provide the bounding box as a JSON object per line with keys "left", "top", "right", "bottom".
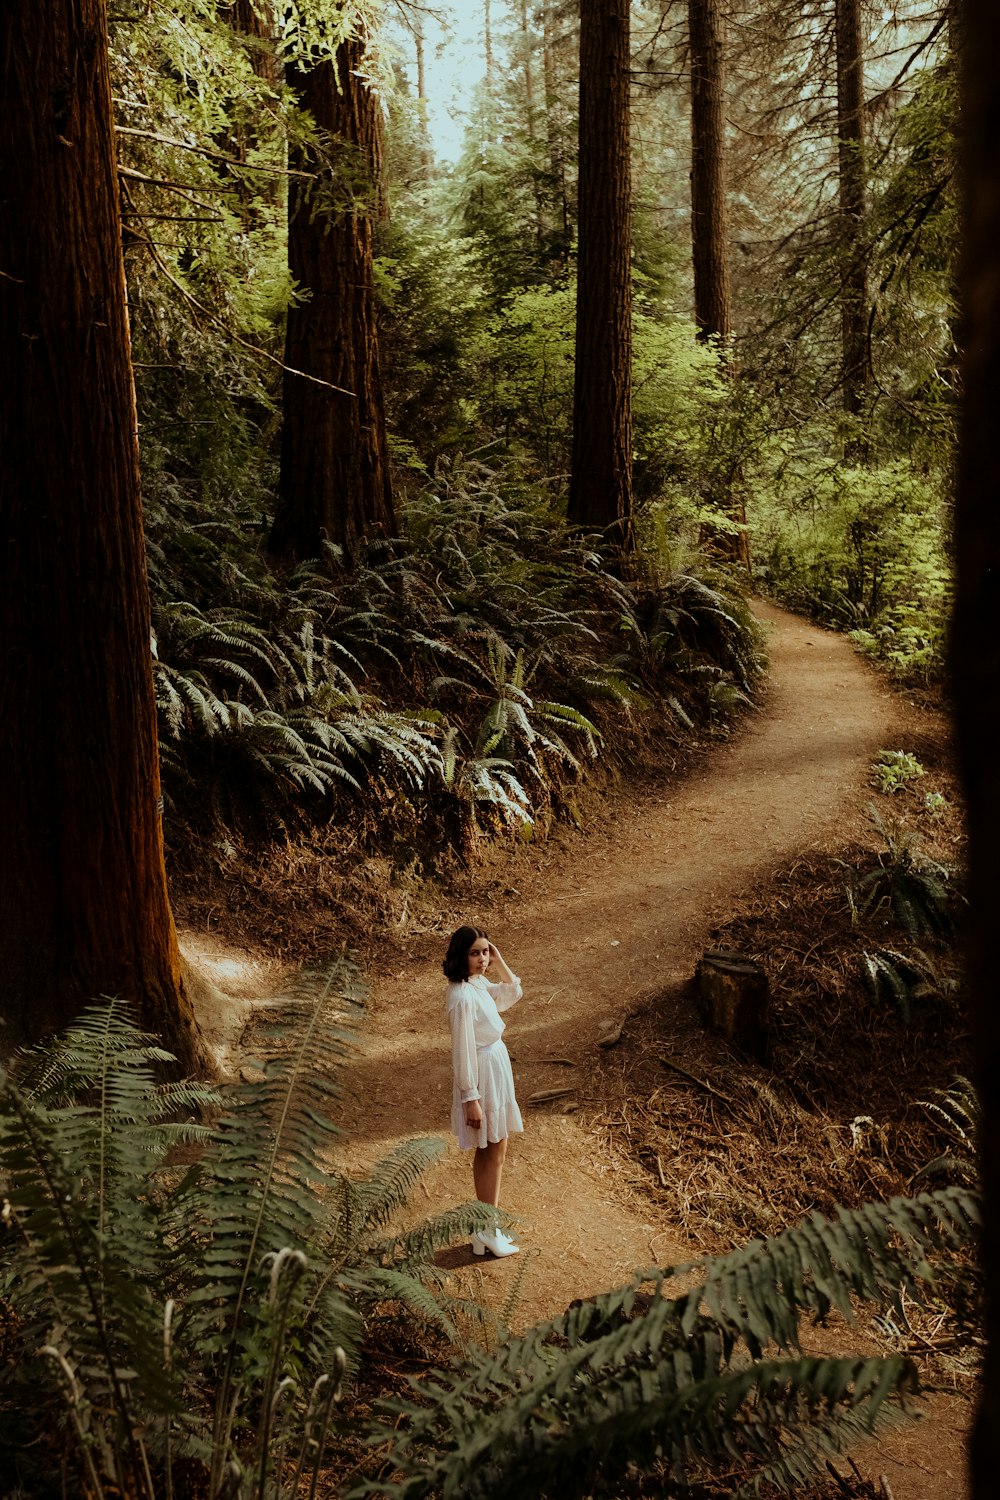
{"left": 446, "top": 973, "right": 522, "bottom": 1103}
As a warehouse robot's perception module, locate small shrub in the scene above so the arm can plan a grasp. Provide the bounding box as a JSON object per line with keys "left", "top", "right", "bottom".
{"left": 860, "top": 946, "right": 958, "bottom": 1022}
{"left": 845, "top": 807, "right": 954, "bottom": 939}
{"left": 871, "top": 749, "right": 925, "bottom": 795}
{"left": 917, "top": 1076, "right": 980, "bottom": 1187}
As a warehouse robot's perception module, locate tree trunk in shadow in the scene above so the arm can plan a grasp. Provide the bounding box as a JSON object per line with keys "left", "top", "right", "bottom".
{"left": 272, "top": 34, "right": 396, "bottom": 566}
{"left": 0, "top": 0, "right": 209, "bottom": 1074}
{"left": 952, "top": 2, "right": 1000, "bottom": 1492}
{"left": 568, "top": 0, "right": 634, "bottom": 553}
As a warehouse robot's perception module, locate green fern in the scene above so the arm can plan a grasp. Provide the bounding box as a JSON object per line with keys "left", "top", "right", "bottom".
{"left": 0, "top": 1001, "right": 222, "bottom": 1497}
{"left": 150, "top": 467, "right": 763, "bottom": 850}
{"left": 859, "top": 946, "right": 956, "bottom": 1022}
{"left": 917, "top": 1075, "right": 980, "bottom": 1187}
{"left": 354, "top": 1187, "right": 978, "bottom": 1499}
{"left": 846, "top": 807, "right": 955, "bottom": 939}
{"left": 0, "top": 981, "right": 499, "bottom": 1498}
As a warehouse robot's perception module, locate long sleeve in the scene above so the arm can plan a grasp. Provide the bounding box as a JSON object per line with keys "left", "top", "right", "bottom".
{"left": 487, "top": 972, "right": 522, "bottom": 1013}
{"left": 449, "top": 992, "right": 480, "bottom": 1102}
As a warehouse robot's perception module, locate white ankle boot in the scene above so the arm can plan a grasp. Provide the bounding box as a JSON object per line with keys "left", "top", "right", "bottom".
{"left": 471, "top": 1227, "right": 519, "bottom": 1258}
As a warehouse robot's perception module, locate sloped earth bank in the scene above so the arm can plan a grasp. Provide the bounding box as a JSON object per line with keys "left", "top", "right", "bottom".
{"left": 184, "top": 600, "right": 972, "bottom": 1498}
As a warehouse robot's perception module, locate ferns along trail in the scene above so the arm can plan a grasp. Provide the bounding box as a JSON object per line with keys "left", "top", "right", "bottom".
{"left": 0, "top": 3, "right": 988, "bottom": 1499}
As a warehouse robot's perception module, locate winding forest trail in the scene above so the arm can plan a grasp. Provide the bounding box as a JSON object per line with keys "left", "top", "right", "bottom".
{"left": 339, "top": 601, "right": 900, "bottom": 1306}
{"left": 188, "top": 600, "right": 971, "bottom": 1497}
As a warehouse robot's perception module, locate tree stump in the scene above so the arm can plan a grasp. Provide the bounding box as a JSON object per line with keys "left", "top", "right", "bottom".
{"left": 696, "top": 949, "right": 770, "bottom": 1060}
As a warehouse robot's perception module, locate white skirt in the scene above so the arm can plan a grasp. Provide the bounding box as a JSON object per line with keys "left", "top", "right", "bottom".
{"left": 452, "top": 1038, "right": 524, "bottom": 1150}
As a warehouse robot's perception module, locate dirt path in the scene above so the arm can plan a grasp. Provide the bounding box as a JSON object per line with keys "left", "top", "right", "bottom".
{"left": 184, "top": 600, "right": 971, "bottom": 1497}
{"left": 334, "top": 601, "right": 895, "bottom": 1294}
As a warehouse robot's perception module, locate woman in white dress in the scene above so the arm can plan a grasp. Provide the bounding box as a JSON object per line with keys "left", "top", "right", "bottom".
{"left": 443, "top": 924, "right": 524, "bottom": 1258}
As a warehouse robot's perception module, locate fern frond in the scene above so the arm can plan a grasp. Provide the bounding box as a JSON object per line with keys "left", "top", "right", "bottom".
{"left": 361, "top": 1202, "right": 510, "bottom": 1269}
{"left": 340, "top": 1266, "right": 458, "bottom": 1340}
{"left": 354, "top": 1188, "right": 978, "bottom": 1499}
{"left": 335, "top": 1139, "right": 447, "bottom": 1250}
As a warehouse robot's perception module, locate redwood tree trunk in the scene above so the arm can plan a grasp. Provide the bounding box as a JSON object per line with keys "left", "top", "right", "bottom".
{"left": 543, "top": 0, "right": 572, "bottom": 266}
{"left": 835, "top": 0, "right": 869, "bottom": 437}
{"left": 271, "top": 36, "right": 396, "bottom": 564}
{"left": 568, "top": 0, "right": 634, "bottom": 550}
{"left": 953, "top": 3, "right": 1000, "bottom": 1492}
{"left": 0, "top": 0, "right": 208, "bottom": 1072}
{"left": 413, "top": 15, "right": 432, "bottom": 175}
{"left": 688, "top": 0, "right": 731, "bottom": 342}
{"left": 687, "top": 0, "right": 749, "bottom": 570}
{"left": 230, "top": 0, "right": 277, "bottom": 88}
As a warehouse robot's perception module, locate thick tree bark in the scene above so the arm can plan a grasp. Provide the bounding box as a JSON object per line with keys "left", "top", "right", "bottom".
{"left": 271, "top": 35, "right": 396, "bottom": 565}
{"left": 568, "top": 0, "right": 634, "bottom": 551}
{"left": 688, "top": 0, "right": 731, "bottom": 342}
{"left": 0, "top": 0, "right": 208, "bottom": 1072}
{"left": 230, "top": 0, "right": 277, "bottom": 89}
{"left": 953, "top": 4, "right": 1000, "bottom": 1492}
{"left": 835, "top": 0, "right": 869, "bottom": 438}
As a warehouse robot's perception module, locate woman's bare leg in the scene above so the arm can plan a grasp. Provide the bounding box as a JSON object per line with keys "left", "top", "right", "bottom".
{"left": 473, "top": 1138, "right": 507, "bottom": 1206}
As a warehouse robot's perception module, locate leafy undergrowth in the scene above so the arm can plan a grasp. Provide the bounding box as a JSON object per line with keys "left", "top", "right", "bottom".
{"left": 161, "top": 469, "right": 763, "bottom": 943}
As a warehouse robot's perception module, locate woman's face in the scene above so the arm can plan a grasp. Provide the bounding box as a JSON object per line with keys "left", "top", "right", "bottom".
{"left": 466, "top": 936, "right": 490, "bottom": 978}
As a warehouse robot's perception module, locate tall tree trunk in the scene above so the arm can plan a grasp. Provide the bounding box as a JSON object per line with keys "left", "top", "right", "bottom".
{"left": 953, "top": 4, "right": 1000, "bottom": 1493}
{"left": 230, "top": 0, "right": 277, "bottom": 89}
{"left": 835, "top": 0, "right": 869, "bottom": 444}
{"left": 0, "top": 0, "right": 207, "bottom": 1072}
{"left": 485, "top": 0, "right": 495, "bottom": 94}
{"left": 222, "top": 1, "right": 279, "bottom": 218}
{"left": 543, "top": 0, "right": 571, "bottom": 265}
{"left": 414, "top": 14, "right": 433, "bottom": 175}
{"left": 568, "top": 0, "right": 634, "bottom": 551}
{"left": 521, "top": 0, "right": 536, "bottom": 133}
{"left": 271, "top": 35, "right": 396, "bottom": 565}
{"left": 687, "top": 0, "right": 749, "bottom": 571}
{"left": 688, "top": 0, "right": 731, "bottom": 341}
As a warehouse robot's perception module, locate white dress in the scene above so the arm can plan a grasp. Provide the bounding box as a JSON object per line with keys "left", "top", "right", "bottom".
{"left": 446, "top": 973, "right": 524, "bottom": 1150}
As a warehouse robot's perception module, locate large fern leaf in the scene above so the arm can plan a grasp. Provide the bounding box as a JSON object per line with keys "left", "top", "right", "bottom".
{"left": 354, "top": 1187, "right": 978, "bottom": 1499}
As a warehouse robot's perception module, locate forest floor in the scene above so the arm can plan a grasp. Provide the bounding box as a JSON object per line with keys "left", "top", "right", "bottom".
{"left": 179, "top": 599, "right": 974, "bottom": 1499}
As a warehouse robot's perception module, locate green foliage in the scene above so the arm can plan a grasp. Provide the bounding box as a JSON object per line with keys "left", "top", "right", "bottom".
{"left": 354, "top": 1188, "right": 978, "bottom": 1498}
{"left": 918, "top": 1076, "right": 980, "bottom": 1187}
{"left": 148, "top": 464, "right": 762, "bottom": 848}
{"left": 736, "top": 30, "right": 957, "bottom": 683}
{"left": 864, "top": 55, "right": 959, "bottom": 469}
{"left": 471, "top": 278, "right": 727, "bottom": 495}
{"left": 845, "top": 807, "right": 954, "bottom": 939}
{"left": 860, "top": 946, "right": 958, "bottom": 1023}
{"left": 753, "top": 458, "right": 950, "bottom": 682}
{"left": 612, "top": 571, "right": 762, "bottom": 718}
{"left": 871, "top": 749, "right": 926, "bottom": 795}
{"left": 152, "top": 601, "right": 443, "bottom": 834}
{"left": 449, "top": 89, "right": 575, "bottom": 305}
{"left": 375, "top": 199, "right": 488, "bottom": 456}
{"left": 0, "top": 986, "right": 498, "bottom": 1498}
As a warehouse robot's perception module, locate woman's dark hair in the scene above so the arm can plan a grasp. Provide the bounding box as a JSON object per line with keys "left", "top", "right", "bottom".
{"left": 442, "top": 925, "right": 487, "bottom": 982}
